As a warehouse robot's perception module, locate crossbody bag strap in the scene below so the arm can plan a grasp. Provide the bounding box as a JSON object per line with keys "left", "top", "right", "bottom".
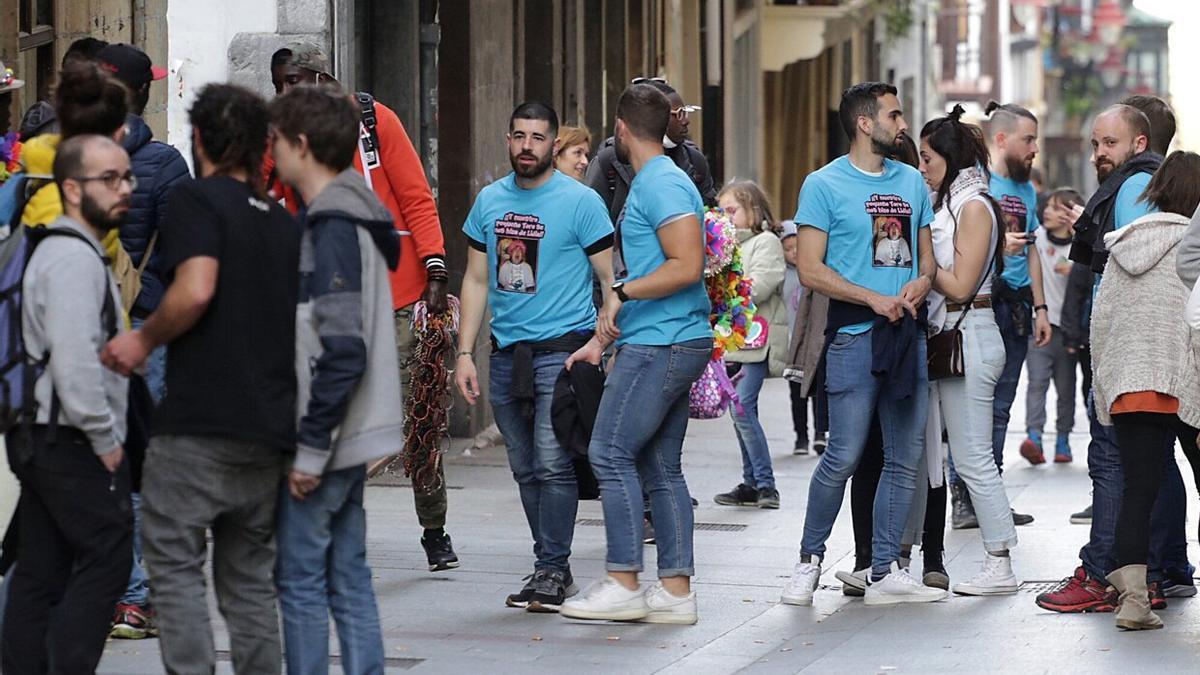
{"left": 948, "top": 207, "right": 999, "bottom": 332}
{"left": 136, "top": 231, "right": 159, "bottom": 278}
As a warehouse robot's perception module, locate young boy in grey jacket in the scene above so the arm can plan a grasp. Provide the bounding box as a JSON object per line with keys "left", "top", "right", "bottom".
{"left": 268, "top": 85, "right": 402, "bottom": 674}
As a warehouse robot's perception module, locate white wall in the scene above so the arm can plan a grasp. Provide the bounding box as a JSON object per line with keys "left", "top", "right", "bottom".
{"left": 165, "top": 0, "right": 278, "bottom": 163}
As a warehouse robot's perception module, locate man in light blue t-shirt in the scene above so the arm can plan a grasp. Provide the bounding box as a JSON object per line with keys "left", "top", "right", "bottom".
{"left": 455, "top": 102, "right": 614, "bottom": 614}
{"left": 780, "top": 81, "right": 942, "bottom": 609}
{"left": 560, "top": 84, "right": 711, "bottom": 626}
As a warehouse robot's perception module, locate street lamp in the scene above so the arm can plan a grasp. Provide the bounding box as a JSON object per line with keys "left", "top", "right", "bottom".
{"left": 1012, "top": 0, "right": 1044, "bottom": 29}
{"left": 1098, "top": 49, "right": 1125, "bottom": 89}
{"left": 1093, "top": 0, "right": 1126, "bottom": 48}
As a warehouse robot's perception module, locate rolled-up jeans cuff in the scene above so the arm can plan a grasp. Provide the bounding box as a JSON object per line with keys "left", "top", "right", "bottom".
{"left": 657, "top": 566, "right": 694, "bottom": 578}
{"left": 605, "top": 562, "right": 643, "bottom": 573}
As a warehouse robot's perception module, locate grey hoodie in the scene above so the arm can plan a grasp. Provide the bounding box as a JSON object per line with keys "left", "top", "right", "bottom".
{"left": 294, "top": 169, "right": 403, "bottom": 474}
{"left": 23, "top": 216, "right": 128, "bottom": 456}
{"left": 1093, "top": 212, "right": 1200, "bottom": 427}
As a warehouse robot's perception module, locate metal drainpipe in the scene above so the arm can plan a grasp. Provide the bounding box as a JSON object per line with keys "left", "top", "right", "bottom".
{"left": 419, "top": 7, "right": 441, "bottom": 199}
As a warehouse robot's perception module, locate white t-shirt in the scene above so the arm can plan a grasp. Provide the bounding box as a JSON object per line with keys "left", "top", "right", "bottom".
{"left": 1031, "top": 226, "right": 1073, "bottom": 326}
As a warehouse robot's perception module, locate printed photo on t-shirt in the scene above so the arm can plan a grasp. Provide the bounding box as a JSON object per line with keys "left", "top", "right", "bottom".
{"left": 494, "top": 212, "right": 544, "bottom": 294}
{"left": 866, "top": 194, "right": 914, "bottom": 268}
{"left": 998, "top": 195, "right": 1029, "bottom": 234}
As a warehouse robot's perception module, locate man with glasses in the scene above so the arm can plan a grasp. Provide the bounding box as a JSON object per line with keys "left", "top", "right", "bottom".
{"left": 2, "top": 134, "right": 133, "bottom": 674}
{"left": 586, "top": 78, "right": 715, "bottom": 224}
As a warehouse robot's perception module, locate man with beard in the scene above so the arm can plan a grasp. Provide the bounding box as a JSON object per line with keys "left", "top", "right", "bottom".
{"left": 780, "top": 82, "right": 941, "bottom": 608}
{"left": 946, "top": 102, "right": 1043, "bottom": 532}
{"left": 2, "top": 134, "right": 132, "bottom": 674}
{"left": 1039, "top": 102, "right": 1196, "bottom": 612}
{"left": 586, "top": 78, "right": 716, "bottom": 222}
{"left": 455, "top": 102, "right": 613, "bottom": 613}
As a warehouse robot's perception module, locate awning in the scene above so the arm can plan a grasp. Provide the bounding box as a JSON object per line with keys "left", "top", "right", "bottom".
{"left": 759, "top": 0, "right": 878, "bottom": 72}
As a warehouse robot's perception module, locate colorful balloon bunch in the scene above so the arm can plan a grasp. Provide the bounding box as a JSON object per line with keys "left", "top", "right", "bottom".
{"left": 703, "top": 208, "right": 756, "bottom": 359}
{"left": 0, "top": 132, "right": 21, "bottom": 185}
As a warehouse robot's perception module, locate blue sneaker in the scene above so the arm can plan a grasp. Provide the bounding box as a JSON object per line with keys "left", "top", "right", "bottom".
{"left": 1054, "top": 435, "right": 1072, "bottom": 463}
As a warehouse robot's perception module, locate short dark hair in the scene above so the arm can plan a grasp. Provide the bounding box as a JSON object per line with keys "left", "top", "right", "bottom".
{"left": 616, "top": 84, "right": 670, "bottom": 142}
{"left": 52, "top": 134, "right": 102, "bottom": 192}
{"left": 1120, "top": 94, "right": 1175, "bottom": 155}
{"left": 54, "top": 62, "right": 129, "bottom": 139}
{"left": 646, "top": 80, "right": 678, "bottom": 97}
{"left": 509, "top": 101, "right": 559, "bottom": 137}
{"left": 269, "top": 84, "right": 360, "bottom": 172}
{"left": 271, "top": 47, "right": 294, "bottom": 69}
{"left": 838, "top": 82, "right": 898, "bottom": 142}
{"left": 1104, "top": 104, "right": 1152, "bottom": 147}
{"left": 1140, "top": 151, "right": 1200, "bottom": 218}
{"left": 984, "top": 100, "right": 1038, "bottom": 135}
{"left": 1046, "top": 187, "right": 1084, "bottom": 210}
{"left": 62, "top": 38, "right": 108, "bottom": 68}
{"left": 890, "top": 132, "right": 920, "bottom": 169}
{"left": 190, "top": 83, "right": 270, "bottom": 193}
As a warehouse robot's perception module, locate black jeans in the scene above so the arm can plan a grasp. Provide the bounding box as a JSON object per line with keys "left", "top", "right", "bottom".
{"left": 1112, "top": 412, "right": 1200, "bottom": 570}
{"left": 851, "top": 416, "right": 945, "bottom": 570}
{"left": 2, "top": 428, "right": 133, "bottom": 675}
{"left": 789, "top": 381, "right": 824, "bottom": 441}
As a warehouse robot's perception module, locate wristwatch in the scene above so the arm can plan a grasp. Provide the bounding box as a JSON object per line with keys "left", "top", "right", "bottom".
{"left": 611, "top": 281, "right": 630, "bottom": 302}
{"left": 1033, "top": 304, "right": 1049, "bottom": 314}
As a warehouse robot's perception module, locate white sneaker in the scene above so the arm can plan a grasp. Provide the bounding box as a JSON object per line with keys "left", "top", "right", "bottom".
{"left": 864, "top": 562, "right": 948, "bottom": 606}
{"left": 835, "top": 568, "right": 869, "bottom": 597}
{"left": 560, "top": 576, "right": 649, "bottom": 621}
{"left": 642, "top": 583, "right": 697, "bottom": 624}
{"left": 781, "top": 555, "right": 822, "bottom": 606}
{"left": 952, "top": 553, "right": 1019, "bottom": 596}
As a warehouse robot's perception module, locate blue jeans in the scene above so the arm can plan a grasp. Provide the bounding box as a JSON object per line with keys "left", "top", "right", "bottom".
{"left": 131, "top": 317, "right": 166, "bottom": 404}
{"left": 990, "top": 294, "right": 1029, "bottom": 473}
{"left": 276, "top": 465, "right": 385, "bottom": 675}
{"left": 731, "top": 360, "right": 774, "bottom": 489}
{"left": 490, "top": 350, "right": 577, "bottom": 573}
{"left": 589, "top": 339, "right": 711, "bottom": 577}
{"left": 120, "top": 492, "right": 150, "bottom": 606}
{"left": 800, "top": 328, "right": 928, "bottom": 575}
{"left": 1079, "top": 392, "right": 1192, "bottom": 582}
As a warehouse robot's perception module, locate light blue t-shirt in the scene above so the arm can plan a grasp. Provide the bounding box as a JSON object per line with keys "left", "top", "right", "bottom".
{"left": 463, "top": 171, "right": 613, "bottom": 348}
{"left": 793, "top": 156, "right": 934, "bottom": 334}
{"left": 1114, "top": 172, "right": 1157, "bottom": 230}
{"left": 612, "top": 155, "right": 711, "bottom": 346}
{"left": 990, "top": 174, "right": 1039, "bottom": 290}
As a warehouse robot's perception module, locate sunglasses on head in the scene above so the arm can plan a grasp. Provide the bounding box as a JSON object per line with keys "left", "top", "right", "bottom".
{"left": 631, "top": 76, "right": 668, "bottom": 85}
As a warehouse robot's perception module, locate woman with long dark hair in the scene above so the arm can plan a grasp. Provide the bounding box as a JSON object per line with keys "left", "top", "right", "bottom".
{"left": 916, "top": 105, "right": 1019, "bottom": 596}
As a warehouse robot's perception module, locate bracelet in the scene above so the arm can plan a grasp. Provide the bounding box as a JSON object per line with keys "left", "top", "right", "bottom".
{"left": 456, "top": 350, "right": 474, "bottom": 359}
{"left": 1033, "top": 304, "right": 1048, "bottom": 313}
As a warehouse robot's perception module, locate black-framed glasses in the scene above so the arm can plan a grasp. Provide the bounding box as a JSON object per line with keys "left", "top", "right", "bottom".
{"left": 631, "top": 76, "right": 668, "bottom": 85}
{"left": 72, "top": 170, "right": 138, "bottom": 191}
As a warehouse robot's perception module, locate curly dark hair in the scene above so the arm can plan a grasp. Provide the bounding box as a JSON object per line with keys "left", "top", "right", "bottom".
{"left": 54, "top": 61, "right": 128, "bottom": 139}
{"left": 188, "top": 83, "right": 269, "bottom": 193}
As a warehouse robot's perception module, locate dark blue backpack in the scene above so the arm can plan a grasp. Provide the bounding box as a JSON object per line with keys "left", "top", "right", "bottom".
{"left": 0, "top": 223, "right": 116, "bottom": 434}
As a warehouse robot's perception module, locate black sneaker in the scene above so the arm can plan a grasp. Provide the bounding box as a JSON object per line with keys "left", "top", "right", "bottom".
{"left": 756, "top": 487, "right": 780, "bottom": 509}
{"left": 527, "top": 569, "right": 578, "bottom": 613}
{"left": 794, "top": 436, "right": 810, "bottom": 455}
{"left": 506, "top": 574, "right": 537, "bottom": 608}
{"left": 1070, "top": 504, "right": 1092, "bottom": 524}
{"left": 922, "top": 552, "right": 949, "bottom": 590}
{"left": 714, "top": 483, "right": 758, "bottom": 506}
{"left": 1011, "top": 509, "right": 1035, "bottom": 526}
{"left": 812, "top": 432, "right": 828, "bottom": 455}
{"left": 421, "top": 531, "right": 460, "bottom": 572}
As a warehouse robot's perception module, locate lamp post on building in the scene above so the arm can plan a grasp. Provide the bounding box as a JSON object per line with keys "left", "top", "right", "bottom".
{"left": 1093, "top": 0, "right": 1126, "bottom": 49}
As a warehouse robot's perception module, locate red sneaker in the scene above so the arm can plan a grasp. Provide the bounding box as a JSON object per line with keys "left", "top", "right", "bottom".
{"left": 1149, "top": 581, "right": 1168, "bottom": 611}
{"left": 110, "top": 602, "right": 158, "bottom": 639}
{"left": 1035, "top": 566, "right": 1116, "bottom": 613}
{"left": 1020, "top": 437, "right": 1047, "bottom": 465}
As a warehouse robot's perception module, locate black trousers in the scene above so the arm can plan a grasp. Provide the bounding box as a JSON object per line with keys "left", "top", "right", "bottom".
{"left": 2, "top": 428, "right": 133, "bottom": 675}
{"left": 850, "top": 416, "right": 945, "bottom": 570}
{"left": 788, "top": 381, "right": 825, "bottom": 440}
{"left": 1112, "top": 412, "right": 1200, "bottom": 571}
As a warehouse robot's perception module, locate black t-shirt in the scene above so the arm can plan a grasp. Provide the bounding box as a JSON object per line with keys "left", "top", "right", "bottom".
{"left": 153, "top": 177, "right": 301, "bottom": 451}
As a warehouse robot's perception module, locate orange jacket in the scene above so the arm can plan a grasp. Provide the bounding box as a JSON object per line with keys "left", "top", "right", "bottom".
{"left": 265, "top": 99, "right": 445, "bottom": 310}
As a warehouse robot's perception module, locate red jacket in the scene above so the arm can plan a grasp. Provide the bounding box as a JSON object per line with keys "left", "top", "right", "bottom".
{"left": 266, "top": 100, "right": 445, "bottom": 310}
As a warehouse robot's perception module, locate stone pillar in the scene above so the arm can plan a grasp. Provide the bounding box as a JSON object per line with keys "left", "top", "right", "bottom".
{"left": 226, "top": 0, "right": 326, "bottom": 101}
